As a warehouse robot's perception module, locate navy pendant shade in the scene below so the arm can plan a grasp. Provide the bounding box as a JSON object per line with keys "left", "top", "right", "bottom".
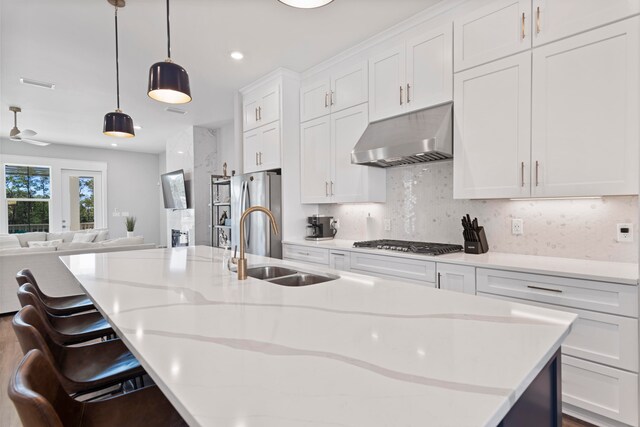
{"left": 103, "top": 110, "right": 135, "bottom": 138}
{"left": 148, "top": 60, "right": 192, "bottom": 104}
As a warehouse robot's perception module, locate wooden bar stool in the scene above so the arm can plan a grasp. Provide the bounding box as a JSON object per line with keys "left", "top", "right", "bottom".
{"left": 16, "top": 269, "right": 95, "bottom": 316}
{"left": 17, "top": 283, "right": 114, "bottom": 345}
{"left": 12, "top": 306, "right": 144, "bottom": 396}
{"left": 9, "top": 349, "right": 187, "bottom": 427}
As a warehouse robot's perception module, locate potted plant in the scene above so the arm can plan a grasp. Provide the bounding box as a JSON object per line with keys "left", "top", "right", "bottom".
{"left": 125, "top": 216, "right": 136, "bottom": 238}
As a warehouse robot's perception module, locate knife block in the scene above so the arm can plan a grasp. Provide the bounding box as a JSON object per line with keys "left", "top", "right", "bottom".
{"left": 464, "top": 226, "right": 489, "bottom": 254}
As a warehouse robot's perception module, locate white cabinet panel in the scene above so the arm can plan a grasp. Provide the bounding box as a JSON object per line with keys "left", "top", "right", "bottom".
{"left": 258, "top": 123, "right": 281, "bottom": 171}
{"left": 300, "top": 116, "right": 332, "bottom": 204}
{"left": 369, "top": 45, "right": 405, "bottom": 122}
{"left": 330, "top": 62, "right": 368, "bottom": 114}
{"left": 453, "top": 53, "right": 531, "bottom": 199}
{"left": 350, "top": 252, "right": 436, "bottom": 283}
{"left": 300, "top": 78, "right": 331, "bottom": 123}
{"left": 531, "top": 18, "right": 639, "bottom": 197}
{"left": 243, "top": 129, "right": 260, "bottom": 173}
{"left": 477, "top": 268, "right": 638, "bottom": 317}
{"left": 532, "top": 0, "right": 640, "bottom": 46}
{"left": 243, "top": 96, "right": 260, "bottom": 132}
{"left": 258, "top": 84, "right": 280, "bottom": 126}
{"left": 563, "top": 355, "right": 638, "bottom": 427}
{"left": 454, "top": 0, "right": 531, "bottom": 71}
{"left": 283, "top": 244, "right": 330, "bottom": 266}
{"left": 406, "top": 25, "right": 453, "bottom": 111}
{"left": 329, "top": 250, "right": 351, "bottom": 272}
{"left": 483, "top": 293, "right": 639, "bottom": 372}
{"left": 436, "top": 263, "right": 476, "bottom": 295}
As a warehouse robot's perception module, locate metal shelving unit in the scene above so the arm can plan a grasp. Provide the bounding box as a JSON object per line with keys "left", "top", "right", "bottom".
{"left": 210, "top": 175, "right": 232, "bottom": 248}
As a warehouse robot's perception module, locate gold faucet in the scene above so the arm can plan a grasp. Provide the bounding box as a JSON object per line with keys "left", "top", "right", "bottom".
{"left": 232, "top": 206, "right": 279, "bottom": 280}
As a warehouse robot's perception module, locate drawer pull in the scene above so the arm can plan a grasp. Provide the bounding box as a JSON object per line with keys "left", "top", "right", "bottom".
{"left": 527, "top": 285, "right": 562, "bottom": 293}
{"left": 298, "top": 251, "right": 310, "bottom": 256}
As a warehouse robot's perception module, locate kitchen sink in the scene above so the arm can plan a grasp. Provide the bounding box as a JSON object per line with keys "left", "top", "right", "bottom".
{"left": 247, "top": 266, "right": 298, "bottom": 280}
{"left": 246, "top": 265, "right": 339, "bottom": 287}
{"left": 269, "top": 273, "right": 339, "bottom": 287}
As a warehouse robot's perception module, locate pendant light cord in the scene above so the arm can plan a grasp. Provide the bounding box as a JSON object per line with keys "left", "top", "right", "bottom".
{"left": 166, "top": 0, "right": 171, "bottom": 59}
{"left": 114, "top": 5, "right": 121, "bottom": 110}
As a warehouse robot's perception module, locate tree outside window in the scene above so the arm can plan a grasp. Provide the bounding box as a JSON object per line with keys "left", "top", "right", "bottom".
{"left": 5, "top": 165, "right": 51, "bottom": 233}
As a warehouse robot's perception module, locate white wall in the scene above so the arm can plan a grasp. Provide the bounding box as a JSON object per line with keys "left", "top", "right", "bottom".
{"left": 0, "top": 138, "right": 161, "bottom": 243}
{"left": 165, "top": 127, "right": 195, "bottom": 247}
{"left": 320, "top": 161, "right": 639, "bottom": 263}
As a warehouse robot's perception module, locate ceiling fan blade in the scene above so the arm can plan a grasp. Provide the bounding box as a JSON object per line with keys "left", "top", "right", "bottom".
{"left": 19, "top": 129, "right": 37, "bottom": 138}
{"left": 21, "top": 139, "right": 50, "bottom": 147}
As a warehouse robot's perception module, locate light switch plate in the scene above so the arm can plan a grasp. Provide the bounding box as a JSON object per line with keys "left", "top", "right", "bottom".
{"left": 511, "top": 219, "right": 523, "bottom": 235}
{"left": 617, "top": 223, "right": 633, "bottom": 243}
{"left": 384, "top": 219, "right": 391, "bottom": 231}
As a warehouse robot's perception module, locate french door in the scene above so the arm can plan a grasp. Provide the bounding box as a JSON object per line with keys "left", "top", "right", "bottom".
{"left": 60, "top": 169, "right": 104, "bottom": 231}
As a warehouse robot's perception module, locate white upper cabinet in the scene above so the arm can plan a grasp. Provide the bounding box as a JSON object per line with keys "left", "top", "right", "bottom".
{"left": 300, "top": 104, "right": 385, "bottom": 204}
{"left": 300, "top": 78, "right": 331, "bottom": 123}
{"left": 531, "top": 18, "right": 639, "bottom": 197}
{"left": 300, "top": 62, "right": 367, "bottom": 123}
{"left": 368, "top": 45, "right": 406, "bottom": 122}
{"left": 243, "top": 122, "right": 281, "bottom": 174}
{"left": 300, "top": 116, "right": 332, "bottom": 203}
{"left": 453, "top": 52, "right": 532, "bottom": 199}
{"left": 369, "top": 22, "right": 453, "bottom": 122}
{"left": 330, "top": 62, "right": 368, "bottom": 114}
{"left": 242, "top": 83, "right": 280, "bottom": 132}
{"left": 454, "top": 0, "right": 531, "bottom": 72}
{"left": 532, "top": 0, "right": 640, "bottom": 46}
{"left": 406, "top": 26, "right": 453, "bottom": 112}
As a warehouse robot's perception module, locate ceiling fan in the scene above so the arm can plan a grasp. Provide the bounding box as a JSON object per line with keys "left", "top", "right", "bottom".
{"left": 8, "top": 106, "right": 50, "bottom": 146}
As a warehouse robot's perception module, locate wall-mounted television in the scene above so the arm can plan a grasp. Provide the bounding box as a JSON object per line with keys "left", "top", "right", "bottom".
{"left": 161, "top": 169, "right": 189, "bottom": 209}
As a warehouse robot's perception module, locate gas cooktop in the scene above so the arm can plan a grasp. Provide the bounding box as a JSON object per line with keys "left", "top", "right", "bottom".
{"left": 352, "top": 239, "right": 463, "bottom": 256}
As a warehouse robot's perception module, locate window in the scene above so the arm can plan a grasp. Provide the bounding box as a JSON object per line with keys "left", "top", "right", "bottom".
{"left": 78, "top": 177, "right": 95, "bottom": 229}
{"left": 5, "top": 165, "right": 51, "bottom": 233}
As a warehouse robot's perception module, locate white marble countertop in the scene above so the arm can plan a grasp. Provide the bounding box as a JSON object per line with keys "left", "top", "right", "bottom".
{"left": 61, "top": 246, "right": 575, "bottom": 427}
{"left": 284, "top": 239, "right": 639, "bottom": 285}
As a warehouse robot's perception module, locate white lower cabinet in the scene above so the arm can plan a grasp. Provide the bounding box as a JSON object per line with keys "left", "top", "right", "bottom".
{"left": 563, "top": 355, "right": 638, "bottom": 427}
{"left": 436, "top": 263, "right": 476, "bottom": 294}
{"left": 282, "top": 244, "right": 329, "bottom": 266}
{"left": 350, "top": 252, "right": 436, "bottom": 284}
{"left": 329, "top": 250, "right": 351, "bottom": 272}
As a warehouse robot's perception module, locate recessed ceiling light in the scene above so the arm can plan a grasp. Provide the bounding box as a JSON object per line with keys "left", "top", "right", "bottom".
{"left": 111, "top": 143, "right": 118, "bottom": 147}
{"left": 20, "top": 78, "right": 55, "bottom": 90}
{"left": 177, "top": 150, "right": 184, "bottom": 154}
{"left": 277, "top": 0, "right": 334, "bottom": 8}
{"left": 165, "top": 107, "right": 187, "bottom": 115}
{"left": 133, "top": 125, "right": 142, "bottom": 130}
{"left": 230, "top": 51, "right": 244, "bottom": 60}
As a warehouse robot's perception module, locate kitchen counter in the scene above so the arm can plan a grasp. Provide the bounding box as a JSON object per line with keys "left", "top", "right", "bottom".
{"left": 285, "top": 239, "right": 639, "bottom": 285}
{"left": 61, "top": 246, "right": 575, "bottom": 427}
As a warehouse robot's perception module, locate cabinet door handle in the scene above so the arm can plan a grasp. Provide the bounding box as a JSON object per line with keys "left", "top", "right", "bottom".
{"left": 521, "top": 162, "right": 525, "bottom": 187}
{"left": 406, "top": 84, "right": 411, "bottom": 103}
{"left": 255, "top": 152, "right": 259, "bottom": 166}
{"left": 298, "top": 251, "right": 310, "bottom": 256}
{"left": 325, "top": 181, "right": 329, "bottom": 196}
{"left": 399, "top": 86, "right": 403, "bottom": 105}
{"left": 325, "top": 92, "right": 329, "bottom": 108}
{"left": 255, "top": 107, "right": 258, "bottom": 121}
{"left": 535, "top": 161, "right": 540, "bottom": 186}
{"left": 437, "top": 272, "right": 441, "bottom": 289}
{"left": 258, "top": 106, "right": 262, "bottom": 121}
{"left": 330, "top": 91, "right": 334, "bottom": 106}
{"left": 521, "top": 12, "right": 526, "bottom": 40}
{"left": 330, "top": 180, "right": 334, "bottom": 195}
{"left": 527, "top": 285, "right": 562, "bottom": 293}
{"left": 536, "top": 6, "right": 541, "bottom": 34}
{"left": 259, "top": 152, "right": 263, "bottom": 165}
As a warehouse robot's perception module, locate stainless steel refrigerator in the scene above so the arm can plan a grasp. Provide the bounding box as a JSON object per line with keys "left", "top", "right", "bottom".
{"left": 231, "top": 171, "right": 282, "bottom": 259}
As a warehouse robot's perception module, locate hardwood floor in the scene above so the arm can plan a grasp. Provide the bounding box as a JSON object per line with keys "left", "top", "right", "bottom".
{"left": 0, "top": 314, "right": 597, "bottom": 427}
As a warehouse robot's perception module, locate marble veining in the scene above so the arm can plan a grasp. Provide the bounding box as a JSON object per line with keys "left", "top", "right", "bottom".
{"left": 62, "top": 246, "right": 575, "bottom": 427}
{"left": 319, "top": 161, "right": 638, "bottom": 262}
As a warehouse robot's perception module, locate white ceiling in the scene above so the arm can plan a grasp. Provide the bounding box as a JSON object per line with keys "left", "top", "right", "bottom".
{"left": 0, "top": 0, "right": 442, "bottom": 153}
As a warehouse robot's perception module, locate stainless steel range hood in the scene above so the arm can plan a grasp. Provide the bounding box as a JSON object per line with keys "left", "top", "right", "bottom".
{"left": 351, "top": 102, "right": 453, "bottom": 168}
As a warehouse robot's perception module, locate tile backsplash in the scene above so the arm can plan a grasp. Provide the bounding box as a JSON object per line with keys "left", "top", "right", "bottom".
{"left": 319, "top": 161, "right": 638, "bottom": 263}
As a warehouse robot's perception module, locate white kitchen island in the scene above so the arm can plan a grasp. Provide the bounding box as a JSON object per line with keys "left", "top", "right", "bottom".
{"left": 61, "top": 246, "right": 575, "bottom": 427}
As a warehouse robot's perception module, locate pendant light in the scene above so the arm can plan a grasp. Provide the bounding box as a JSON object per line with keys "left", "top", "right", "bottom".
{"left": 147, "top": 0, "right": 192, "bottom": 104}
{"left": 103, "top": 0, "right": 135, "bottom": 138}
{"left": 277, "top": 0, "right": 334, "bottom": 8}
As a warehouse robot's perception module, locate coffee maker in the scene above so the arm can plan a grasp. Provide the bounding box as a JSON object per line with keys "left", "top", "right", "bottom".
{"left": 305, "top": 215, "right": 337, "bottom": 241}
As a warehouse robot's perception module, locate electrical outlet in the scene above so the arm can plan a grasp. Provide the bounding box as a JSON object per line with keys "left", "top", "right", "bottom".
{"left": 384, "top": 218, "right": 391, "bottom": 231}
{"left": 112, "top": 208, "right": 120, "bottom": 217}
{"left": 121, "top": 212, "right": 129, "bottom": 217}
{"left": 511, "top": 219, "right": 523, "bottom": 235}
{"left": 617, "top": 223, "right": 633, "bottom": 243}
